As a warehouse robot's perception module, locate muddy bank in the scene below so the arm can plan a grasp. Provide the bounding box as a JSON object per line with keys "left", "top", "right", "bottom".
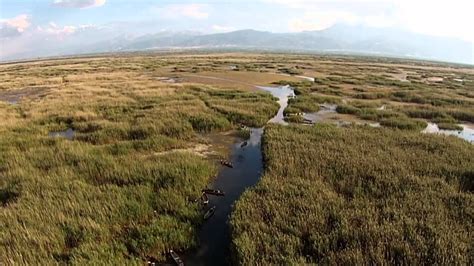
{"left": 0, "top": 87, "right": 49, "bottom": 104}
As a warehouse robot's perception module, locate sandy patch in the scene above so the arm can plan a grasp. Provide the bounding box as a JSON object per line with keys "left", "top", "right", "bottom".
{"left": 155, "top": 144, "right": 215, "bottom": 157}
{"left": 177, "top": 71, "right": 302, "bottom": 90}
{"left": 426, "top": 77, "right": 444, "bottom": 82}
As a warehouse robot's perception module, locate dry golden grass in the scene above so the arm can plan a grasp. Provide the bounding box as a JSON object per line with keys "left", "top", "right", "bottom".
{"left": 178, "top": 71, "right": 302, "bottom": 89}
{"left": 0, "top": 53, "right": 283, "bottom": 264}
{"left": 1, "top": 52, "right": 473, "bottom": 264}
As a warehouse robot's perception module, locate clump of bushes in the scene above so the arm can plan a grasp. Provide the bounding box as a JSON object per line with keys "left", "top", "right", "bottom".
{"left": 284, "top": 115, "right": 304, "bottom": 123}
{"left": 380, "top": 117, "right": 427, "bottom": 130}
{"left": 279, "top": 68, "right": 303, "bottom": 75}
{"left": 437, "top": 123, "right": 463, "bottom": 131}
{"left": 237, "top": 127, "right": 251, "bottom": 139}
{"left": 188, "top": 114, "right": 231, "bottom": 132}
{"left": 336, "top": 104, "right": 360, "bottom": 115}
{"left": 0, "top": 182, "right": 20, "bottom": 206}
{"left": 285, "top": 96, "right": 320, "bottom": 114}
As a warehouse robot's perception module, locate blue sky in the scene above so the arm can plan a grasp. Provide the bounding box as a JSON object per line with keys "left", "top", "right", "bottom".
{"left": 1, "top": 0, "right": 472, "bottom": 35}
{"left": 1, "top": 0, "right": 473, "bottom": 59}
{"left": 1, "top": 1, "right": 298, "bottom": 35}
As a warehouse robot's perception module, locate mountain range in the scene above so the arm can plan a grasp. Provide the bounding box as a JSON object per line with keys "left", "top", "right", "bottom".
{"left": 3, "top": 24, "right": 473, "bottom": 64}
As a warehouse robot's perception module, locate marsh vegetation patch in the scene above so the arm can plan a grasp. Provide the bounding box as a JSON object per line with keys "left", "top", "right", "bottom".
{"left": 231, "top": 124, "right": 474, "bottom": 265}
{"left": 0, "top": 56, "right": 280, "bottom": 264}
{"left": 1, "top": 53, "right": 473, "bottom": 265}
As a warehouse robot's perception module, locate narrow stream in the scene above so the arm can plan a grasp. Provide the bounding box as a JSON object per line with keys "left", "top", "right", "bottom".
{"left": 185, "top": 85, "right": 292, "bottom": 265}
{"left": 184, "top": 85, "right": 474, "bottom": 265}
{"left": 258, "top": 85, "right": 295, "bottom": 125}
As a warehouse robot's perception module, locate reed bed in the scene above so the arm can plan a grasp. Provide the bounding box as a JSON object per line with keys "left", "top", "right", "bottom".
{"left": 231, "top": 124, "right": 473, "bottom": 265}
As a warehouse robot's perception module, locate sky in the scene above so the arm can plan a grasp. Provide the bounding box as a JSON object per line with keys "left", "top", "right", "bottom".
{"left": 1, "top": 0, "right": 473, "bottom": 60}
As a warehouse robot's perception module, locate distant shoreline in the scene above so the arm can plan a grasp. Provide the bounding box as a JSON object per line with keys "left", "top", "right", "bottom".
{"left": 1, "top": 48, "right": 473, "bottom": 68}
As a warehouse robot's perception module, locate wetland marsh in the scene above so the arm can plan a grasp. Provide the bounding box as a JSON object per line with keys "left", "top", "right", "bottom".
{"left": 1, "top": 53, "right": 473, "bottom": 265}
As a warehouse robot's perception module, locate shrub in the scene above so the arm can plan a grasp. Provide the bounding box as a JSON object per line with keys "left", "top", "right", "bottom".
{"left": 188, "top": 114, "right": 231, "bottom": 132}
{"left": 336, "top": 104, "right": 360, "bottom": 115}
{"left": 380, "top": 117, "right": 427, "bottom": 130}
{"left": 437, "top": 123, "right": 463, "bottom": 131}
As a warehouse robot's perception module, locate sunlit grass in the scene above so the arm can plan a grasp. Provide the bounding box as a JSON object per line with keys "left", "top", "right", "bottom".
{"left": 0, "top": 57, "right": 278, "bottom": 264}
{"left": 231, "top": 124, "right": 474, "bottom": 265}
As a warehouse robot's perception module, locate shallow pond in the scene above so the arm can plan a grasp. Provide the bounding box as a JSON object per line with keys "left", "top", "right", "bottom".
{"left": 423, "top": 123, "right": 474, "bottom": 143}
{"left": 302, "top": 104, "right": 380, "bottom": 127}
{"left": 303, "top": 104, "right": 337, "bottom": 123}
{"left": 49, "top": 128, "right": 75, "bottom": 140}
{"left": 0, "top": 87, "right": 49, "bottom": 105}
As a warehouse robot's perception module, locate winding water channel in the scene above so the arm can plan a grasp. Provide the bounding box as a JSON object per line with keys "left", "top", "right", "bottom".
{"left": 185, "top": 85, "right": 292, "bottom": 265}
{"left": 184, "top": 83, "right": 473, "bottom": 265}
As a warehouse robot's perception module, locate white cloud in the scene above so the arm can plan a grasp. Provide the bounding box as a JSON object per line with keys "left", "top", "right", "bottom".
{"left": 153, "top": 4, "right": 209, "bottom": 20}
{"left": 289, "top": 11, "right": 358, "bottom": 31}
{"left": 0, "top": 14, "right": 31, "bottom": 36}
{"left": 268, "top": 0, "right": 474, "bottom": 41}
{"left": 263, "top": 0, "right": 392, "bottom": 9}
{"left": 393, "top": 1, "right": 474, "bottom": 42}
{"left": 37, "top": 22, "right": 98, "bottom": 38}
{"left": 211, "top": 25, "right": 236, "bottom": 32}
{"left": 38, "top": 22, "right": 77, "bottom": 35}
{"left": 52, "top": 0, "right": 106, "bottom": 9}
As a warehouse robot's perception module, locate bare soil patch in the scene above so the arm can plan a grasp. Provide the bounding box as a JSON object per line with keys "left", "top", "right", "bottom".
{"left": 0, "top": 86, "right": 49, "bottom": 104}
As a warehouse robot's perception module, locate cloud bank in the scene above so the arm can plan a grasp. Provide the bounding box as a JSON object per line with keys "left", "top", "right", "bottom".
{"left": 265, "top": 0, "right": 474, "bottom": 41}
{"left": 52, "top": 0, "right": 106, "bottom": 9}
{"left": 153, "top": 4, "right": 210, "bottom": 20}
{"left": 0, "top": 15, "right": 31, "bottom": 38}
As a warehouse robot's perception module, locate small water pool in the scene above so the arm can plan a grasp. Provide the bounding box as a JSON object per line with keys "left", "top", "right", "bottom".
{"left": 423, "top": 123, "right": 474, "bottom": 143}
{"left": 49, "top": 128, "right": 75, "bottom": 140}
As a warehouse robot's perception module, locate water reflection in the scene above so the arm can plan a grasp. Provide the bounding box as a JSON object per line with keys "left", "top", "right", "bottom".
{"left": 258, "top": 85, "right": 295, "bottom": 125}
{"left": 303, "top": 104, "right": 337, "bottom": 123}
{"left": 49, "top": 128, "right": 75, "bottom": 140}
{"left": 185, "top": 86, "right": 291, "bottom": 265}
{"left": 185, "top": 128, "right": 264, "bottom": 266}
{"left": 423, "top": 123, "right": 474, "bottom": 143}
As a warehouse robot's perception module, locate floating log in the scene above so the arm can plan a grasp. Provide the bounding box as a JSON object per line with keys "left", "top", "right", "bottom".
{"left": 193, "top": 192, "right": 209, "bottom": 205}
{"left": 203, "top": 206, "right": 216, "bottom": 220}
{"left": 146, "top": 255, "right": 159, "bottom": 266}
{"left": 220, "top": 159, "right": 234, "bottom": 168}
{"left": 202, "top": 189, "right": 225, "bottom": 196}
{"left": 169, "top": 250, "right": 184, "bottom": 266}
{"left": 201, "top": 193, "right": 209, "bottom": 205}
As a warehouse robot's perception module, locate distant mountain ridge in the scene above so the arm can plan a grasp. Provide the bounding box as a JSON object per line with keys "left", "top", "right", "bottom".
{"left": 120, "top": 25, "right": 472, "bottom": 64}
{"left": 3, "top": 24, "right": 473, "bottom": 64}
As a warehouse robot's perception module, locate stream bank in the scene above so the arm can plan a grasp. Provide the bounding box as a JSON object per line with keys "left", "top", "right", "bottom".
{"left": 185, "top": 86, "right": 293, "bottom": 265}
